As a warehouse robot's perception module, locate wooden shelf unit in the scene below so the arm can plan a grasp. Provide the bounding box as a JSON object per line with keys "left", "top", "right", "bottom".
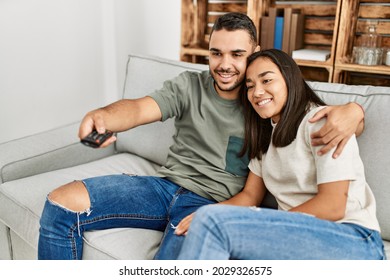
{"left": 181, "top": 0, "right": 253, "bottom": 64}
{"left": 180, "top": 0, "right": 390, "bottom": 85}
{"left": 269, "top": 0, "right": 341, "bottom": 82}
{"left": 333, "top": 0, "right": 390, "bottom": 86}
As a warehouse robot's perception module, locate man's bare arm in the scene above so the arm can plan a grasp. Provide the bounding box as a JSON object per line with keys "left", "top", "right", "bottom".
{"left": 309, "top": 102, "right": 364, "bottom": 158}
{"left": 79, "top": 97, "right": 162, "bottom": 148}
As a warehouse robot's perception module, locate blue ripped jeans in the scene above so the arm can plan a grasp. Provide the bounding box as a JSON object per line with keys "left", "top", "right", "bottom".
{"left": 38, "top": 175, "right": 215, "bottom": 260}
{"left": 178, "top": 205, "right": 386, "bottom": 260}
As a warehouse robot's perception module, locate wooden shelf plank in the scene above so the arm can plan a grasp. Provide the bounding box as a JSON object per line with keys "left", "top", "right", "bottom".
{"left": 335, "top": 63, "right": 390, "bottom": 75}
{"left": 181, "top": 46, "right": 209, "bottom": 57}
{"left": 295, "top": 59, "right": 333, "bottom": 69}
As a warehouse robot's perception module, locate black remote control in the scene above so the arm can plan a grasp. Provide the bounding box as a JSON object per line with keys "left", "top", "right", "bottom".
{"left": 81, "top": 130, "right": 113, "bottom": 148}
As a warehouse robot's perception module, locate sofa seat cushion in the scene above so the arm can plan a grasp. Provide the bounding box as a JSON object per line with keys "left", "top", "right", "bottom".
{"left": 0, "top": 152, "right": 163, "bottom": 259}
{"left": 83, "top": 227, "right": 162, "bottom": 259}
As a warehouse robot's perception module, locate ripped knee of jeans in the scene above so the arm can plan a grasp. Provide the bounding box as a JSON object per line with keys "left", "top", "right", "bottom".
{"left": 46, "top": 194, "right": 93, "bottom": 237}
{"left": 47, "top": 180, "right": 91, "bottom": 212}
{"left": 47, "top": 195, "right": 92, "bottom": 215}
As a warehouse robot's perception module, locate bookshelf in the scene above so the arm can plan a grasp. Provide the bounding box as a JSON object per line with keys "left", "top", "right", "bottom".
{"left": 181, "top": 0, "right": 251, "bottom": 64}
{"left": 333, "top": 0, "right": 390, "bottom": 86}
{"left": 180, "top": 0, "right": 390, "bottom": 86}
{"left": 269, "top": 1, "right": 341, "bottom": 82}
{"left": 180, "top": 0, "right": 341, "bottom": 82}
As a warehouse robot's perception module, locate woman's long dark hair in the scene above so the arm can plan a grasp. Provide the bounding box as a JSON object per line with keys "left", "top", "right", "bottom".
{"left": 240, "top": 49, "right": 326, "bottom": 160}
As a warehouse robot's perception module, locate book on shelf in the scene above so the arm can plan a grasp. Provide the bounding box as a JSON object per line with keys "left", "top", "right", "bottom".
{"left": 260, "top": 16, "right": 273, "bottom": 50}
{"left": 260, "top": 7, "right": 304, "bottom": 54}
{"left": 274, "top": 15, "right": 284, "bottom": 50}
{"left": 261, "top": 7, "right": 276, "bottom": 50}
{"left": 291, "top": 49, "right": 331, "bottom": 61}
{"left": 289, "top": 11, "right": 304, "bottom": 56}
{"left": 282, "top": 7, "right": 292, "bottom": 53}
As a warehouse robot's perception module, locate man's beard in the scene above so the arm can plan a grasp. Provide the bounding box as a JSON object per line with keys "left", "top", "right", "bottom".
{"left": 210, "top": 70, "right": 244, "bottom": 93}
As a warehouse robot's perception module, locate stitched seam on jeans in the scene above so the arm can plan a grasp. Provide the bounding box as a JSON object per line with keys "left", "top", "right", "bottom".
{"left": 77, "top": 214, "right": 167, "bottom": 228}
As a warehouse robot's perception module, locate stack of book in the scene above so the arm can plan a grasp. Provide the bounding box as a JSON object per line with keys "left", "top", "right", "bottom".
{"left": 260, "top": 7, "right": 304, "bottom": 56}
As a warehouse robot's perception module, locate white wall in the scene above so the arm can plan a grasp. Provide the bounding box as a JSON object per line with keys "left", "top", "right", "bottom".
{"left": 113, "top": 0, "right": 181, "bottom": 102}
{"left": 0, "top": 0, "right": 181, "bottom": 144}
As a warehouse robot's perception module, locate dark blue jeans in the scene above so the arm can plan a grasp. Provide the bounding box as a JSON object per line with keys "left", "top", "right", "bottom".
{"left": 38, "top": 175, "right": 215, "bottom": 260}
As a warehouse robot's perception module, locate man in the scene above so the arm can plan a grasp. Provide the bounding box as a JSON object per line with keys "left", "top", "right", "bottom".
{"left": 38, "top": 13, "right": 364, "bottom": 260}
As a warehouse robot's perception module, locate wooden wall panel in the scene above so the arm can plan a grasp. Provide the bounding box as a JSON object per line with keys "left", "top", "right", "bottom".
{"left": 354, "top": 4, "right": 390, "bottom": 48}
{"left": 305, "top": 17, "right": 335, "bottom": 32}
{"left": 358, "top": 4, "right": 390, "bottom": 18}
{"left": 208, "top": 3, "right": 247, "bottom": 13}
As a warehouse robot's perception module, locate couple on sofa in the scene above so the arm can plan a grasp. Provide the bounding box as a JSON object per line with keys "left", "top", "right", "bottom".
{"left": 38, "top": 13, "right": 385, "bottom": 260}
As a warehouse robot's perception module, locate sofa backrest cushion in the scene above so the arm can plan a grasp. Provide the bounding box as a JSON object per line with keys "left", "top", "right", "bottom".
{"left": 308, "top": 81, "right": 390, "bottom": 241}
{"left": 116, "top": 54, "right": 207, "bottom": 166}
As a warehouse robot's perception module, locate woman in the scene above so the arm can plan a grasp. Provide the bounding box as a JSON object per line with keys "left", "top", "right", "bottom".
{"left": 176, "top": 49, "right": 385, "bottom": 260}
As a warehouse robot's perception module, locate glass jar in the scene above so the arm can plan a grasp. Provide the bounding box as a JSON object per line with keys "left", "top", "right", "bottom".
{"left": 360, "top": 25, "right": 382, "bottom": 48}
{"left": 353, "top": 46, "right": 383, "bottom": 65}
{"left": 386, "top": 50, "right": 390, "bottom": 66}
{"left": 353, "top": 24, "right": 383, "bottom": 66}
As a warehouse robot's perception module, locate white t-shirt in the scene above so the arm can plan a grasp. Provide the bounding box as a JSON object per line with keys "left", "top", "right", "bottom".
{"left": 249, "top": 106, "right": 380, "bottom": 231}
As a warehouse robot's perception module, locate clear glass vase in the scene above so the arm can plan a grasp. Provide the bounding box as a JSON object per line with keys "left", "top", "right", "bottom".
{"left": 360, "top": 25, "right": 382, "bottom": 48}
{"left": 353, "top": 23, "right": 383, "bottom": 65}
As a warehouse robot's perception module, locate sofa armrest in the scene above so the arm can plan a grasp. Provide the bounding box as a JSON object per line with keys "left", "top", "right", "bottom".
{"left": 0, "top": 122, "right": 115, "bottom": 183}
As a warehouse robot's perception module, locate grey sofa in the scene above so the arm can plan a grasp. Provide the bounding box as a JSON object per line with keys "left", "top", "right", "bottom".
{"left": 0, "top": 54, "right": 389, "bottom": 260}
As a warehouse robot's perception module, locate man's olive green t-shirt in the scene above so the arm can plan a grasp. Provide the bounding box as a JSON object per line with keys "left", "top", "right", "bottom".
{"left": 149, "top": 70, "right": 249, "bottom": 202}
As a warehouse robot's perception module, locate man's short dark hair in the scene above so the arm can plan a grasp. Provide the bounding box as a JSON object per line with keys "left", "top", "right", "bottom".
{"left": 210, "top": 12, "right": 258, "bottom": 45}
